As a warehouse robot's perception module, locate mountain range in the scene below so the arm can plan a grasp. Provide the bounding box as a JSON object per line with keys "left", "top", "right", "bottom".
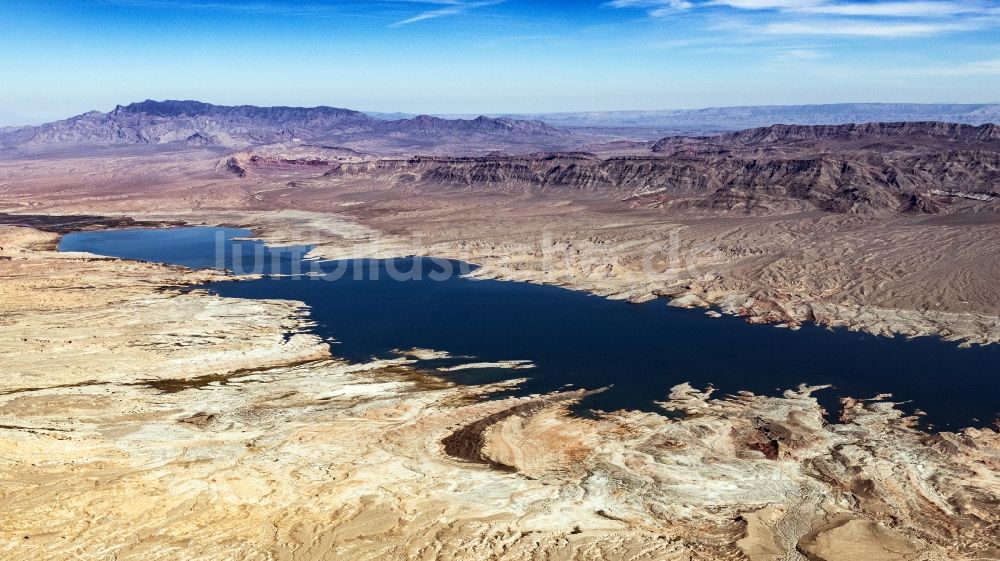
{"left": 0, "top": 100, "right": 562, "bottom": 151}
{"left": 4, "top": 101, "right": 999, "bottom": 153}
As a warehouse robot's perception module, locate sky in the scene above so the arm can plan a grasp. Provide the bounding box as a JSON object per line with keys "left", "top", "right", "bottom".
{"left": 0, "top": 0, "right": 998, "bottom": 124}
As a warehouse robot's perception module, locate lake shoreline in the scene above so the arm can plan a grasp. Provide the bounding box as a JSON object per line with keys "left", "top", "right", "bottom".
{"left": 2, "top": 219, "right": 997, "bottom": 560}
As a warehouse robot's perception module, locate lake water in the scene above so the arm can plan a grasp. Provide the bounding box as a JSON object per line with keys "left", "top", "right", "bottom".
{"left": 60, "top": 227, "right": 1000, "bottom": 430}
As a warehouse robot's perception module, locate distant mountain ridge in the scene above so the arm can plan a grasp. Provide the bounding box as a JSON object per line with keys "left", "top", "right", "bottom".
{"left": 486, "top": 103, "right": 1000, "bottom": 129}
{"left": 652, "top": 122, "right": 1000, "bottom": 154}
{"left": 708, "top": 121, "right": 1000, "bottom": 143}
{"left": 0, "top": 100, "right": 562, "bottom": 150}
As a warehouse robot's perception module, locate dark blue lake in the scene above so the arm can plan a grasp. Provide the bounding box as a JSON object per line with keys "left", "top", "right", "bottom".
{"left": 60, "top": 227, "right": 1000, "bottom": 430}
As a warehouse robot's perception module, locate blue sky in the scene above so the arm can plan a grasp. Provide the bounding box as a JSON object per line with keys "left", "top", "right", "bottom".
{"left": 0, "top": 0, "right": 998, "bottom": 124}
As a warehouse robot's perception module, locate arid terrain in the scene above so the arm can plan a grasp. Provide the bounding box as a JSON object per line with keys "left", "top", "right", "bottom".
{"left": 1, "top": 102, "right": 998, "bottom": 560}
{"left": 4, "top": 112, "right": 999, "bottom": 344}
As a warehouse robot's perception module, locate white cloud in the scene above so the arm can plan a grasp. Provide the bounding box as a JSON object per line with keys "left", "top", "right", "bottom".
{"left": 614, "top": 0, "right": 994, "bottom": 17}
{"left": 712, "top": 1, "right": 826, "bottom": 9}
{"left": 608, "top": 0, "right": 695, "bottom": 12}
{"left": 609, "top": 0, "right": 999, "bottom": 37}
{"left": 793, "top": 2, "right": 970, "bottom": 17}
{"left": 650, "top": 1, "right": 695, "bottom": 15}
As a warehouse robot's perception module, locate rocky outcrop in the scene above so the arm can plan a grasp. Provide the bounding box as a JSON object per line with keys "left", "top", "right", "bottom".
{"left": 223, "top": 143, "right": 369, "bottom": 177}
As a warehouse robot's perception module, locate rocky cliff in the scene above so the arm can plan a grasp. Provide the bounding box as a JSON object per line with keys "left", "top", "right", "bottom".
{"left": 652, "top": 122, "right": 1000, "bottom": 154}
{"left": 309, "top": 123, "right": 1000, "bottom": 214}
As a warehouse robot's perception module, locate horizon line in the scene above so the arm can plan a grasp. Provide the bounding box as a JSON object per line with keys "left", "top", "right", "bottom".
{"left": 4, "top": 99, "right": 998, "bottom": 127}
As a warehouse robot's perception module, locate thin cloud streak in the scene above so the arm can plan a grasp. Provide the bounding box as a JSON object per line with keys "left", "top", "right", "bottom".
{"left": 390, "top": 0, "right": 504, "bottom": 27}
{"left": 104, "top": 0, "right": 505, "bottom": 23}
{"left": 764, "top": 20, "right": 980, "bottom": 36}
